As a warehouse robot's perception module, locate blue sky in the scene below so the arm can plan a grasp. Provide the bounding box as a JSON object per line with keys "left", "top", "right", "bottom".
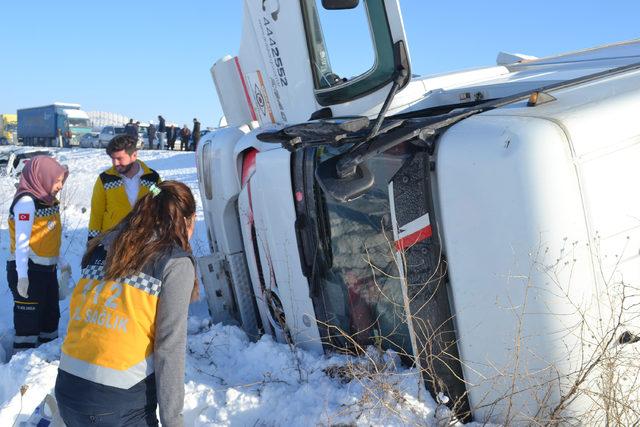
{"left": 1, "top": 1, "right": 638, "bottom": 128}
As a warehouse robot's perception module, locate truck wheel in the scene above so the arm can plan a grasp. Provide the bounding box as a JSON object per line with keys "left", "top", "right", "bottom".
{"left": 0, "top": 138, "right": 7, "bottom": 146}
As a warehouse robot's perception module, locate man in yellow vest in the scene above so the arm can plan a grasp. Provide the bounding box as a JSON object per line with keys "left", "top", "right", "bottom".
{"left": 88, "top": 135, "right": 161, "bottom": 241}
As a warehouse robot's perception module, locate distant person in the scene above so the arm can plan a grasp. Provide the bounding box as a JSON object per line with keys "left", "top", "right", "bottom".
{"left": 135, "top": 121, "right": 141, "bottom": 147}
{"left": 167, "top": 125, "right": 176, "bottom": 150}
{"left": 191, "top": 118, "right": 201, "bottom": 151}
{"left": 7, "top": 156, "right": 70, "bottom": 353}
{"left": 147, "top": 122, "right": 157, "bottom": 150}
{"left": 157, "top": 115, "right": 166, "bottom": 150}
{"left": 56, "top": 181, "right": 198, "bottom": 427}
{"left": 179, "top": 125, "right": 191, "bottom": 151}
{"left": 87, "top": 135, "right": 161, "bottom": 242}
{"left": 124, "top": 119, "right": 137, "bottom": 139}
{"left": 56, "top": 128, "right": 64, "bottom": 148}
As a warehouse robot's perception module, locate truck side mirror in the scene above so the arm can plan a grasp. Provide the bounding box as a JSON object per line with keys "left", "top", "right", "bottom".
{"left": 321, "top": 0, "right": 359, "bottom": 10}
{"left": 315, "top": 155, "right": 373, "bottom": 202}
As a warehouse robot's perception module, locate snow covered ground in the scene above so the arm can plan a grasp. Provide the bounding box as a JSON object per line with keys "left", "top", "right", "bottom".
{"left": 0, "top": 146, "right": 467, "bottom": 426}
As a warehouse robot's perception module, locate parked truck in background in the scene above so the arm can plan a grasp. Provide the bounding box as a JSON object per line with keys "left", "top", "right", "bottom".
{"left": 0, "top": 114, "right": 17, "bottom": 145}
{"left": 17, "top": 103, "right": 91, "bottom": 147}
{"left": 196, "top": 0, "right": 640, "bottom": 423}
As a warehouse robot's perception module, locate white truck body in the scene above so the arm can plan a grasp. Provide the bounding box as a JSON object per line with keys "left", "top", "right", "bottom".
{"left": 436, "top": 73, "right": 640, "bottom": 420}
{"left": 196, "top": 0, "right": 640, "bottom": 422}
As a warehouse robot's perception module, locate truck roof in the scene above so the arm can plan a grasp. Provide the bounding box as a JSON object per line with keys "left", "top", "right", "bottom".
{"left": 18, "top": 103, "right": 82, "bottom": 111}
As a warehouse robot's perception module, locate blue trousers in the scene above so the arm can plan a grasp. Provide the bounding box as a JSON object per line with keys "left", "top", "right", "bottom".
{"left": 6, "top": 260, "right": 60, "bottom": 351}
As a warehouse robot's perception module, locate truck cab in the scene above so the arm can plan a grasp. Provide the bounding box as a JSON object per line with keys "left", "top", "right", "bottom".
{"left": 63, "top": 107, "right": 92, "bottom": 146}
{"left": 197, "top": 0, "right": 640, "bottom": 422}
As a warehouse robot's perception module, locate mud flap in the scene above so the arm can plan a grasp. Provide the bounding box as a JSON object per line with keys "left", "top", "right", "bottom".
{"left": 389, "top": 151, "right": 471, "bottom": 420}
{"left": 196, "top": 255, "right": 236, "bottom": 325}
{"left": 196, "top": 253, "right": 261, "bottom": 340}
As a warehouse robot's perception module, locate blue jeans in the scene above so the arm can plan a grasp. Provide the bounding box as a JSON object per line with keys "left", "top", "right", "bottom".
{"left": 55, "top": 370, "right": 159, "bottom": 427}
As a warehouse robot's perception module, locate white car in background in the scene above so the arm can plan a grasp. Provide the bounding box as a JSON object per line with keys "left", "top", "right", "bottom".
{"left": 79, "top": 131, "right": 100, "bottom": 148}
{"left": 98, "top": 126, "right": 126, "bottom": 148}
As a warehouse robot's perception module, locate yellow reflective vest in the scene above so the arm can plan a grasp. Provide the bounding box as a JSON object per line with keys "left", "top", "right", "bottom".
{"left": 60, "top": 244, "right": 188, "bottom": 389}
{"left": 87, "top": 161, "right": 160, "bottom": 240}
{"left": 9, "top": 194, "right": 61, "bottom": 260}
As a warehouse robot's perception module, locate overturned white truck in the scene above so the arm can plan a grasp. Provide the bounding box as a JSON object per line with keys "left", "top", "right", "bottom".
{"left": 195, "top": 0, "right": 640, "bottom": 423}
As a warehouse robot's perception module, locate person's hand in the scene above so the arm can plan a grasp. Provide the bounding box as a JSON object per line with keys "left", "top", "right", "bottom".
{"left": 59, "top": 264, "right": 73, "bottom": 300}
{"left": 59, "top": 259, "right": 72, "bottom": 275}
{"left": 17, "top": 277, "right": 29, "bottom": 299}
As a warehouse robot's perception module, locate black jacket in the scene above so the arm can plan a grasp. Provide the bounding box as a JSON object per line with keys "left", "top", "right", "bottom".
{"left": 192, "top": 121, "right": 201, "bottom": 142}
{"left": 124, "top": 123, "right": 137, "bottom": 138}
{"left": 148, "top": 124, "right": 157, "bottom": 140}
{"left": 158, "top": 117, "right": 166, "bottom": 132}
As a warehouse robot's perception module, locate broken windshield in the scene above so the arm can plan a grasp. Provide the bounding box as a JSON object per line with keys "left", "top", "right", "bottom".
{"left": 311, "top": 143, "right": 414, "bottom": 356}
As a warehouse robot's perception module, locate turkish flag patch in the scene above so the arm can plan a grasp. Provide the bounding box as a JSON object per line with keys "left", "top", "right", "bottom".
{"left": 18, "top": 213, "right": 30, "bottom": 221}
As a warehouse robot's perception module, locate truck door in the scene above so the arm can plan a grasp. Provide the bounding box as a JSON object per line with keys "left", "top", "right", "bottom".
{"left": 213, "top": 0, "right": 410, "bottom": 126}
{"left": 299, "top": 0, "right": 411, "bottom": 116}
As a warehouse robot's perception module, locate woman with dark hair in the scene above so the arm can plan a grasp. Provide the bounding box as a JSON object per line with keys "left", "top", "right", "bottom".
{"left": 7, "top": 155, "right": 68, "bottom": 353}
{"left": 55, "top": 180, "right": 198, "bottom": 427}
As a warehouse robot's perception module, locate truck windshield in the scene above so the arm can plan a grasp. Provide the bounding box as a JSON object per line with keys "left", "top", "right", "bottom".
{"left": 4, "top": 124, "right": 17, "bottom": 132}
{"left": 309, "top": 143, "right": 414, "bottom": 356}
{"left": 69, "top": 118, "right": 91, "bottom": 128}
{"left": 300, "top": 0, "right": 396, "bottom": 105}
